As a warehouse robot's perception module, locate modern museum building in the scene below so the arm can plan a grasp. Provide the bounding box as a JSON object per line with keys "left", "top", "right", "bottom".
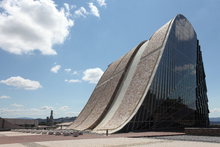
{"left": 69, "top": 14, "right": 209, "bottom": 134}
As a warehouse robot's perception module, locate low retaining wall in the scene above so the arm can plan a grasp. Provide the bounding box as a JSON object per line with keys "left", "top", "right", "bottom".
{"left": 185, "top": 128, "right": 220, "bottom": 136}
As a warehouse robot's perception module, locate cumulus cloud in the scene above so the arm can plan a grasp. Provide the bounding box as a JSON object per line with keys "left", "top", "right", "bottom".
{"left": 0, "top": 95, "right": 10, "bottom": 99}
{"left": 63, "top": 3, "right": 75, "bottom": 16}
{"left": 65, "top": 79, "right": 81, "bottom": 83}
{"left": 72, "top": 71, "right": 78, "bottom": 75}
{"left": 88, "top": 3, "right": 100, "bottom": 17}
{"left": 75, "top": 7, "right": 88, "bottom": 17}
{"left": 51, "top": 65, "right": 61, "bottom": 73}
{"left": 0, "top": 0, "right": 73, "bottom": 55}
{"left": 64, "top": 68, "right": 71, "bottom": 72}
{"left": 0, "top": 76, "right": 42, "bottom": 90}
{"left": 97, "top": 0, "right": 107, "bottom": 7}
{"left": 82, "top": 68, "right": 103, "bottom": 84}
{"left": 64, "top": 68, "right": 79, "bottom": 75}
{"left": 75, "top": 3, "right": 102, "bottom": 18}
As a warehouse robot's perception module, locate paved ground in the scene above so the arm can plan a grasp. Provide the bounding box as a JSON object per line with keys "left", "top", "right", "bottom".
{"left": 0, "top": 132, "right": 104, "bottom": 144}
{"left": 151, "top": 135, "right": 220, "bottom": 143}
{"left": 0, "top": 131, "right": 41, "bottom": 137}
{"left": 0, "top": 131, "right": 185, "bottom": 144}
{"left": 0, "top": 131, "right": 219, "bottom": 147}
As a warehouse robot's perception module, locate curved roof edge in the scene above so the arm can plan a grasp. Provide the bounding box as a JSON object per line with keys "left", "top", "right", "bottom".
{"left": 94, "top": 17, "right": 175, "bottom": 134}
{"left": 107, "top": 19, "right": 174, "bottom": 134}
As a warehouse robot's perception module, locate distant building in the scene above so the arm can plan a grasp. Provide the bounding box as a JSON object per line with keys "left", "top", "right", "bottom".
{"left": 46, "top": 110, "right": 54, "bottom": 126}
{"left": 0, "top": 118, "right": 38, "bottom": 130}
{"left": 69, "top": 14, "right": 209, "bottom": 134}
{"left": 57, "top": 122, "right": 73, "bottom": 130}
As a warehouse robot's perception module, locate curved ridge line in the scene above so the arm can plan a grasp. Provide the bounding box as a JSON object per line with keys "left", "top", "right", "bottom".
{"left": 94, "top": 41, "right": 149, "bottom": 131}
{"left": 88, "top": 40, "right": 147, "bottom": 130}
{"left": 74, "top": 40, "right": 147, "bottom": 130}
{"left": 70, "top": 46, "right": 126, "bottom": 129}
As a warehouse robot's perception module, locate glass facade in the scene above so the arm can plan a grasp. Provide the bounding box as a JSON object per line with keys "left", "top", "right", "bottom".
{"left": 120, "top": 15, "right": 209, "bottom": 132}
{"left": 195, "top": 41, "right": 209, "bottom": 126}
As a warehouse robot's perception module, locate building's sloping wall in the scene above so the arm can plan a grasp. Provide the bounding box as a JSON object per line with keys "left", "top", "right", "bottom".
{"left": 69, "top": 41, "right": 146, "bottom": 130}
{"left": 69, "top": 17, "right": 172, "bottom": 133}
{"left": 69, "top": 57, "right": 124, "bottom": 129}
{"left": 93, "top": 20, "right": 172, "bottom": 133}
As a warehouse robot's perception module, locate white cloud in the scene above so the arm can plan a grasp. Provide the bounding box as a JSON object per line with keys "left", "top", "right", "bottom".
{"left": 210, "top": 108, "right": 220, "bottom": 113}
{"left": 0, "top": 107, "right": 49, "bottom": 118}
{"left": 64, "top": 3, "right": 70, "bottom": 11}
{"left": 64, "top": 3, "right": 76, "bottom": 17}
{"left": 64, "top": 68, "right": 71, "bottom": 72}
{"left": 59, "top": 106, "right": 70, "bottom": 111}
{"left": 11, "top": 103, "right": 23, "bottom": 107}
{"left": 97, "top": 0, "right": 107, "bottom": 7}
{"left": 41, "top": 106, "right": 53, "bottom": 110}
{"left": 88, "top": 3, "right": 100, "bottom": 17}
{"left": 65, "top": 79, "right": 81, "bottom": 83}
{"left": 51, "top": 65, "right": 61, "bottom": 73}
{"left": 75, "top": 7, "right": 88, "bottom": 17}
{"left": 65, "top": 68, "right": 79, "bottom": 75}
{"left": 0, "top": 105, "right": 77, "bottom": 118}
{"left": 0, "top": 76, "right": 42, "bottom": 90}
{"left": 0, "top": 0, "right": 73, "bottom": 55}
{"left": 82, "top": 67, "right": 103, "bottom": 84}
{"left": 72, "top": 71, "right": 78, "bottom": 75}
{"left": 0, "top": 95, "right": 10, "bottom": 99}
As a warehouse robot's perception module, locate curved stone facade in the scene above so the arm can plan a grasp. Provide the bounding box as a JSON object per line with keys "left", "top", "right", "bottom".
{"left": 69, "top": 14, "right": 209, "bottom": 133}
{"left": 69, "top": 41, "right": 146, "bottom": 130}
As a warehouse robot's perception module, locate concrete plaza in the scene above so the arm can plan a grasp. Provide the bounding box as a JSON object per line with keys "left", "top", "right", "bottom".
{"left": 0, "top": 131, "right": 219, "bottom": 147}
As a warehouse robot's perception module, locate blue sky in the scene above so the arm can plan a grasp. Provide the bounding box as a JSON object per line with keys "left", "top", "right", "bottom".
{"left": 0, "top": 0, "right": 219, "bottom": 118}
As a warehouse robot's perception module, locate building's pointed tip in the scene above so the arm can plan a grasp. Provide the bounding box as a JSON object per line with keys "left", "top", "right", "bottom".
{"left": 174, "top": 14, "right": 187, "bottom": 20}
{"left": 176, "top": 13, "right": 184, "bottom": 17}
